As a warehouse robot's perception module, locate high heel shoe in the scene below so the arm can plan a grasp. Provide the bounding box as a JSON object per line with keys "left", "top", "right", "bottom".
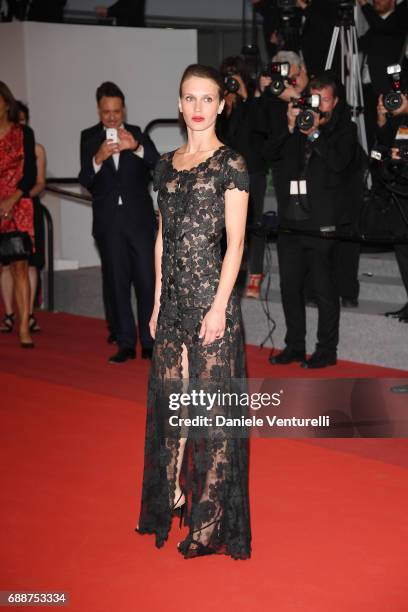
{"left": 29, "top": 313, "right": 41, "bottom": 333}
{"left": 245, "top": 274, "right": 264, "bottom": 299}
{"left": 19, "top": 331, "right": 34, "bottom": 349}
{"left": 178, "top": 514, "right": 221, "bottom": 558}
{"left": 172, "top": 492, "right": 186, "bottom": 529}
{"left": 0, "top": 313, "right": 15, "bottom": 333}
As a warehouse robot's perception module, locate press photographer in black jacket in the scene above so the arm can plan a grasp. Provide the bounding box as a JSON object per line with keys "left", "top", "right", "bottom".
{"left": 218, "top": 57, "right": 269, "bottom": 299}
{"left": 376, "top": 90, "right": 408, "bottom": 321}
{"left": 265, "top": 71, "right": 359, "bottom": 368}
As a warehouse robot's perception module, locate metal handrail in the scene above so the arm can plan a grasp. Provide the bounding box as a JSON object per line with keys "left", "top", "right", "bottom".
{"left": 39, "top": 203, "right": 54, "bottom": 312}
{"left": 145, "top": 118, "right": 180, "bottom": 135}
{"left": 45, "top": 184, "right": 92, "bottom": 203}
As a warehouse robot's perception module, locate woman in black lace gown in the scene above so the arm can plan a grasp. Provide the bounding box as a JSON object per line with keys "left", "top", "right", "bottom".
{"left": 137, "top": 64, "right": 251, "bottom": 559}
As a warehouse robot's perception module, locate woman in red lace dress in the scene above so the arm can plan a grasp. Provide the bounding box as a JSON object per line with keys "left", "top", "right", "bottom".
{"left": 0, "top": 82, "right": 36, "bottom": 348}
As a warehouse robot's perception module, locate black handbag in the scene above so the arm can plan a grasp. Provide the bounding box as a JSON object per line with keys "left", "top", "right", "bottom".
{"left": 0, "top": 229, "right": 32, "bottom": 262}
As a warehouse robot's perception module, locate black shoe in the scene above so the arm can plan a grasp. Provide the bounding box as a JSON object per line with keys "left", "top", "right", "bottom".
{"left": 301, "top": 351, "right": 337, "bottom": 369}
{"left": 269, "top": 347, "right": 305, "bottom": 365}
{"left": 107, "top": 333, "right": 117, "bottom": 344}
{"left": 0, "top": 312, "right": 15, "bottom": 333}
{"left": 384, "top": 304, "right": 408, "bottom": 318}
{"left": 108, "top": 348, "right": 136, "bottom": 364}
{"left": 141, "top": 347, "right": 153, "bottom": 360}
{"left": 342, "top": 297, "right": 359, "bottom": 308}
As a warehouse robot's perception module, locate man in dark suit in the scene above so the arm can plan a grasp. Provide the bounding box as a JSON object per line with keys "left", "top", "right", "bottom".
{"left": 79, "top": 81, "right": 159, "bottom": 363}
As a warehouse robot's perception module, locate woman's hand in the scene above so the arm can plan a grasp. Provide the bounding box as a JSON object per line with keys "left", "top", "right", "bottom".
{"left": 199, "top": 307, "right": 226, "bottom": 346}
{"left": 149, "top": 305, "right": 160, "bottom": 339}
{"left": 376, "top": 95, "right": 388, "bottom": 128}
{"left": 0, "top": 195, "right": 18, "bottom": 219}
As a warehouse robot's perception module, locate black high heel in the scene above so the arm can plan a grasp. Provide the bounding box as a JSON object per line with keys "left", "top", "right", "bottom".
{"left": 178, "top": 514, "right": 221, "bottom": 557}
{"left": 172, "top": 492, "right": 186, "bottom": 529}
{"left": 29, "top": 314, "right": 41, "bottom": 333}
{"left": 0, "top": 313, "right": 15, "bottom": 333}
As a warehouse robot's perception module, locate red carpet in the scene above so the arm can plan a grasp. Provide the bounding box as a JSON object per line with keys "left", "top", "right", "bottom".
{"left": 1, "top": 312, "right": 408, "bottom": 611}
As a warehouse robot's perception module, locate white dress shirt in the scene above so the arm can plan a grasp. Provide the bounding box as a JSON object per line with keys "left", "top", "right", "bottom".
{"left": 93, "top": 124, "right": 145, "bottom": 205}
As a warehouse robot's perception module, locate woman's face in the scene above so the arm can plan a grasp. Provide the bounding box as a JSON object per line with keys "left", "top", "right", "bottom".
{"left": 0, "top": 95, "right": 9, "bottom": 122}
{"left": 179, "top": 76, "right": 224, "bottom": 133}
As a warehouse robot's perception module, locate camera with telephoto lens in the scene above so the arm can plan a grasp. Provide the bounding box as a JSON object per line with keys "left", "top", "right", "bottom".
{"left": 371, "top": 142, "right": 408, "bottom": 162}
{"left": 260, "top": 62, "right": 294, "bottom": 97}
{"left": 224, "top": 72, "right": 240, "bottom": 95}
{"left": 292, "top": 94, "right": 321, "bottom": 131}
{"left": 384, "top": 64, "right": 405, "bottom": 113}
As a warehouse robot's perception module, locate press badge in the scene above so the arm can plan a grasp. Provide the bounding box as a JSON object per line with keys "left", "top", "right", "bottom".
{"left": 396, "top": 126, "right": 408, "bottom": 140}
{"left": 290, "top": 180, "right": 307, "bottom": 195}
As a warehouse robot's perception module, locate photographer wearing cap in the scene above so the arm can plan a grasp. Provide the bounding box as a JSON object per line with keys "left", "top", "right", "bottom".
{"left": 375, "top": 87, "right": 408, "bottom": 321}
{"left": 218, "top": 56, "right": 270, "bottom": 299}
{"left": 265, "top": 71, "right": 359, "bottom": 368}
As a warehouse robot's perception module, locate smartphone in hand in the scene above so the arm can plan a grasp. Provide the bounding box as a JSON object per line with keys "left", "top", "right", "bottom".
{"left": 106, "top": 128, "right": 118, "bottom": 143}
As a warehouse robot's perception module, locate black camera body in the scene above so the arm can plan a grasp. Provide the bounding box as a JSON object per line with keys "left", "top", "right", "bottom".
{"left": 224, "top": 72, "right": 240, "bottom": 95}
{"left": 260, "top": 62, "right": 294, "bottom": 97}
{"left": 292, "top": 94, "right": 321, "bottom": 131}
{"left": 384, "top": 64, "right": 405, "bottom": 113}
{"left": 396, "top": 141, "right": 408, "bottom": 162}
{"left": 371, "top": 142, "right": 408, "bottom": 163}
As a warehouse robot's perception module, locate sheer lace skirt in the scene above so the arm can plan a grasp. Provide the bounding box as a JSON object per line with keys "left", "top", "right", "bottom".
{"left": 137, "top": 303, "right": 251, "bottom": 560}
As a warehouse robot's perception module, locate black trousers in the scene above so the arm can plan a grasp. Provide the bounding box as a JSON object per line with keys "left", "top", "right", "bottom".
{"left": 277, "top": 232, "right": 340, "bottom": 354}
{"left": 95, "top": 210, "right": 155, "bottom": 350}
{"left": 395, "top": 243, "right": 408, "bottom": 300}
{"left": 247, "top": 172, "right": 267, "bottom": 276}
{"left": 334, "top": 240, "right": 361, "bottom": 300}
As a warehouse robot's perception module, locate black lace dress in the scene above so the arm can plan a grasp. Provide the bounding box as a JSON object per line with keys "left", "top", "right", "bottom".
{"left": 137, "top": 145, "right": 251, "bottom": 560}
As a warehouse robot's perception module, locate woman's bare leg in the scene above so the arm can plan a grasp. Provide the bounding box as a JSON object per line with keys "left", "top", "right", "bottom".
{"left": 1, "top": 265, "right": 14, "bottom": 314}
{"left": 28, "top": 266, "right": 38, "bottom": 314}
{"left": 10, "top": 260, "right": 32, "bottom": 344}
{"left": 173, "top": 343, "right": 188, "bottom": 506}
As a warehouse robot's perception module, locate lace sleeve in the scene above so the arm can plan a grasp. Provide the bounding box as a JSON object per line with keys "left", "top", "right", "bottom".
{"left": 223, "top": 150, "right": 250, "bottom": 193}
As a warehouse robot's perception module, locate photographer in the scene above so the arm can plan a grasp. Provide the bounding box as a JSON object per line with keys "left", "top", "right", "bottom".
{"left": 376, "top": 89, "right": 408, "bottom": 321}
{"left": 262, "top": 51, "right": 310, "bottom": 209}
{"left": 265, "top": 71, "right": 359, "bottom": 368}
{"left": 218, "top": 57, "right": 269, "bottom": 299}
{"left": 358, "top": 0, "right": 408, "bottom": 149}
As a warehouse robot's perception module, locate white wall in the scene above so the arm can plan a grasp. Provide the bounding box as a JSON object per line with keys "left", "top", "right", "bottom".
{"left": 0, "top": 22, "right": 196, "bottom": 266}
{"left": 0, "top": 22, "right": 196, "bottom": 177}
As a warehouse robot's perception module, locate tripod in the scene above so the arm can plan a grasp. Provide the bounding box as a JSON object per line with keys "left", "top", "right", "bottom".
{"left": 325, "top": 5, "right": 369, "bottom": 156}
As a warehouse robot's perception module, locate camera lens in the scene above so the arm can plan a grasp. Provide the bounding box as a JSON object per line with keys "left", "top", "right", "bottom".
{"left": 268, "top": 78, "right": 285, "bottom": 97}
{"left": 296, "top": 110, "right": 314, "bottom": 131}
{"left": 384, "top": 92, "right": 403, "bottom": 112}
{"left": 224, "top": 76, "right": 240, "bottom": 94}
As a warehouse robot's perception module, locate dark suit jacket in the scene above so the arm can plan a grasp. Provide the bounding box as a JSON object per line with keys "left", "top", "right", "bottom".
{"left": 27, "top": 0, "right": 66, "bottom": 22}
{"left": 78, "top": 122, "right": 159, "bottom": 236}
{"left": 107, "top": 0, "right": 145, "bottom": 27}
{"left": 359, "top": 2, "right": 408, "bottom": 96}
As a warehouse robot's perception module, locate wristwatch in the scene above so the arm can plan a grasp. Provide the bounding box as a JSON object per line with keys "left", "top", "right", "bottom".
{"left": 308, "top": 130, "right": 320, "bottom": 142}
